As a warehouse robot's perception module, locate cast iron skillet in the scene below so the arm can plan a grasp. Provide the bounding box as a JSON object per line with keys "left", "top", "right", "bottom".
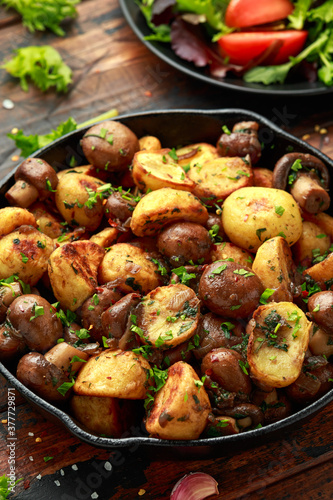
{"left": 119, "top": 0, "right": 333, "bottom": 97}
{"left": 1, "top": 109, "right": 333, "bottom": 451}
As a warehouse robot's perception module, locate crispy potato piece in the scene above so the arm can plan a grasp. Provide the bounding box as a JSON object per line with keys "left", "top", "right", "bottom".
{"left": 0, "top": 207, "right": 36, "bottom": 238}
{"left": 48, "top": 240, "right": 104, "bottom": 311}
{"left": 90, "top": 227, "right": 119, "bottom": 248}
{"left": 145, "top": 361, "right": 211, "bottom": 440}
{"left": 29, "top": 202, "right": 63, "bottom": 239}
{"left": 252, "top": 236, "right": 295, "bottom": 302}
{"left": 187, "top": 157, "right": 253, "bottom": 206}
{"left": 247, "top": 303, "right": 311, "bottom": 388}
{"left": 176, "top": 143, "right": 218, "bottom": 168}
{"left": 304, "top": 252, "right": 333, "bottom": 286}
{"left": 135, "top": 284, "right": 200, "bottom": 349}
{"left": 302, "top": 211, "right": 333, "bottom": 240}
{"left": 74, "top": 348, "right": 151, "bottom": 399}
{"left": 139, "top": 135, "right": 162, "bottom": 151}
{"left": 253, "top": 168, "right": 273, "bottom": 188}
{"left": 132, "top": 149, "right": 195, "bottom": 192}
{"left": 98, "top": 242, "right": 161, "bottom": 294}
{"left": 55, "top": 173, "right": 105, "bottom": 231}
{"left": 70, "top": 395, "right": 136, "bottom": 437}
{"left": 57, "top": 165, "right": 95, "bottom": 179}
{"left": 0, "top": 225, "right": 53, "bottom": 285}
{"left": 292, "top": 221, "right": 331, "bottom": 266}
{"left": 130, "top": 188, "right": 209, "bottom": 237}
{"left": 210, "top": 241, "right": 253, "bottom": 267}
{"left": 222, "top": 187, "right": 303, "bottom": 252}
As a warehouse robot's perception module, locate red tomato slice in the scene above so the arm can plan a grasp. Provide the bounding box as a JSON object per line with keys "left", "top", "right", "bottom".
{"left": 218, "top": 31, "right": 308, "bottom": 66}
{"left": 225, "top": 0, "right": 294, "bottom": 28}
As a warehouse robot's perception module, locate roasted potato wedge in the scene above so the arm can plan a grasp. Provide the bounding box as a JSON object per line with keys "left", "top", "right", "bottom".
{"left": 55, "top": 173, "right": 105, "bottom": 231}
{"left": 304, "top": 252, "right": 333, "bottom": 286}
{"left": 187, "top": 157, "right": 253, "bottom": 206}
{"left": 90, "top": 227, "right": 119, "bottom": 248}
{"left": 48, "top": 240, "right": 104, "bottom": 311}
{"left": 130, "top": 188, "right": 209, "bottom": 237}
{"left": 70, "top": 395, "right": 136, "bottom": 437}
{"left": 210, "top": 241, "right": 253, "bottom": 267}
{"left": 74, "top": 348, "right": 151, "bottom": 399}
{"left": 132, "top": 149, "right": 195, "bottom": 192}
{"left": 292, "top": 221, "right": 331, "bottom": 266}
{"left": 252, "top": 236, "right": 295, "bottom": 302}
{"left": 253, "top": 168, "right": 273, "bottom": 188}
{"left": 29, "top": 202, "right": 63, "bottom": 239}
{"left": 0, "top": 207, "right": 36, "bottom": 237}
{"left": 0, "top": 225, "right": 54, "bottom": 285}
{"left": 302, "top": 211, "right": 333, "bottom": 240}
{"left": 176, "top": 143, "right": 218, "bottom": 169}
{"left": 308, "top": 324, "right": 333, "bottom": 358}
{"left": 247, "top": 303, "right": 311, "bottom": 388}
{"left": 135, "top": 284, "right": 200, "bottom": 349}
{"left": 222, "top": 187, "right": 303, "bottom": 252}
{"left": 98, "top": 242, "right": 162, "bottom": 294}
{"left": 139, "top": 135, "right": 162, "bottom": 151}
{"left": 145, "top": 361, "right": 211, "bottom": 440}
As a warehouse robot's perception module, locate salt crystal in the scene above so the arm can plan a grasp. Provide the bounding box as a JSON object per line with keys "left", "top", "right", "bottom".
{"left": 104, "top": 461, "right": 112, "bottom": 471}
{"left": 2, "top": 99, "right": 14, "bottom": 110}
{"left": 28, "top": 432, "right": 34, "bottom": 437}
{"left": 54, "top": 480, "right": 61, "bottom": 487}
{"left": 36, "top": 474, "right": 42, "bottom": 480}
{"left": 72, "top": 464, "right": 78, "bottom": 471}
{"left": 91, "top": 493, "right": 99, "bottom": 499}
{"left": 29, "top": 456, "right": 34, "bottom": 462}
{"left": 60, "top": 469, "right": 65, "bottom": 476}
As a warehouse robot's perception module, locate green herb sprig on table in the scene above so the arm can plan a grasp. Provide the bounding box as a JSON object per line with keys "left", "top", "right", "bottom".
{"left": 2, "top": 46, "right": 72, "bottom": 93}
{"left": 7, "top": 108, "right": 118, "bottom": 158}
{"left": 0, "top": 0, "right": 80, "bottom": 36}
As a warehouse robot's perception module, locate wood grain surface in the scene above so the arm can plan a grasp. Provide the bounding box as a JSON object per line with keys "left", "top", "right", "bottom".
{"left": 0, "top": 1, "right": 333, "bottom": 499}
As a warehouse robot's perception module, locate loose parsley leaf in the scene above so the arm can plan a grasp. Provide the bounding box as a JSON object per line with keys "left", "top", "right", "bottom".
{"left": 1, "top": 0, "right": 80, "bottom": 36}
{"left": 2, "top": 46, "right": 72, "bottom": 93}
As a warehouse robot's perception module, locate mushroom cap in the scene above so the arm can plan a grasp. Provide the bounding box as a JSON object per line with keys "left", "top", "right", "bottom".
{"left": 272, "top": 152, "right": 330, "bottom": 191}
{"left": 15, "top": 158, "right": 58, "bottom": 199}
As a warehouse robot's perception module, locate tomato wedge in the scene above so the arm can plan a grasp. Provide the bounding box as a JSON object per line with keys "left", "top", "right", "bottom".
{"left": 218, "top": 31, "right": 308, "bottom": 66}
{"left": 225, "top": 0, "right": 294, "bottom": 28}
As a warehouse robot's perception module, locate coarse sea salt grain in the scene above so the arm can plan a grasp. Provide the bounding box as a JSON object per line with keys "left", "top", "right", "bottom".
{"left": 54, "top": 480, "right": 61, "bottom": 487}
{"left": 91, "top": 493, "right": 99, "bottom": 499}
{"left": 2, "top": 99, "right": 14, "bottom": 110}
{"left": 72, "top": 464, "right": 78, "bottom": 471}
{"left": 60, "top": 469, "right": 65, "bottom": 476}
{"left": 28, "top": 432, "right": 34, "bottom": 437}
{"left": 104, "top": 462, "right": 112, "bottom": 471}
{"left": 36, "top": 474, "right": 42, "bottom": 480}
{"left": 29, "top": 456, "right": 33, "bottom": 462}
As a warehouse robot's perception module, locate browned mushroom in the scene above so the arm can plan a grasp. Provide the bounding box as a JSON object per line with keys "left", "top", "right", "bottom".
{"left": 104, "top": 191, "right": 137, "bottom": 225}
{"left": 101, "top": 292, "right": 141, "bottom": 345}
{"left": 7, "top": 294, "right": 63, "bottom": 352}
{"left": 272, "top": 152, "right": 330, "bottom": 214}
{"left": 307, "top": 291, "right": 333, "bottom": 334}
{"left": 216, "top": 121, "right": 261, "bottom": 165}
{"left": 5, "top": 158, "right": 58, "bottom": 208}
{"left": 0, "top": 281, "right": 23, "bottom": 323}
{"left": 0, "top": 324, "right": 26, "bottom": 362}
{"left": 223, "top": 403, "right": 264, "bottom": 429}
{"left": 16, "top": 342, "right": 87, "bottom": 403}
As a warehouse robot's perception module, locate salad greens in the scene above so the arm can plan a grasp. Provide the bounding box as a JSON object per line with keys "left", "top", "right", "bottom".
{"left": 0, "top": 0, "right": 80, "bottom": 36}
{"left": 137, "top": 0, "right": 333, "bottom": 86}
{"left": 2, "top": 46, "right": 72, "bottom": 93}
{"left": 0, "top": 475, "right": 22, "bottom": 500}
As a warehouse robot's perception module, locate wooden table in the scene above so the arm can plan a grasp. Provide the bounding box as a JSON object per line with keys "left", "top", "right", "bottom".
{"left": 0, "top": 1, "right": 333, "bottom": 498}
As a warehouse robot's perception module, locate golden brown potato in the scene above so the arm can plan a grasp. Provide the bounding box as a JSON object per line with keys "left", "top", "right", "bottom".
{"left": 253, "top": 168, "right": 273, "bottom": 188}
{"left": 132, "top": 149, "right": 195, "bottom": 192}
{"left": 48, "top": 240, "right": 105, "bottom": 311}
{"left": 0, "top": 225, "right": 54, "bottom": 285}
{"left": 135, "top": 284, "right": 200, "bottom": 349}
{"left": 130, "top": 188, "right": 209, "bottom": 237}
{"left": 55, "top": 173, "right": 105, "bottom": 231}
{"left": 247, "top": 303, "right": 311, "bottom": 388}
{"left": 304, "top": 252, "right": 333, "bottom": 286}
{"left": 176, "top": 143, "right": 218, "bottom": 169}
{"left": 139, "top": 135, "right": 162, "bottom": 151}
{"left": 222, "top": 187, "right": 303, "bottom": 252}
{"left": 74, "top": 348, "right": 151, "bottom": 399}
{"left": 98, "top": 242, "right": 161, "bottom": 294}
{"left": 90, "top": 227, "right": 119, "bottom": 248}
{"left": 0, "top": 207, "right": 36, "bottom": 237}
{"left": 302, "top": 211, "right": 333, "bottom": 240}
{"left": 252, "top": 236, "right": 295, "bottom": 302}
{"left": 292, "top": 221, "right": 331, "bottom": 266}
{"left": 209, "top": 242, "right": 253, "bottom": 267}
{"left": 29, "top": 202, "right": 63, "bottom": 239}
{"left": 70, "top": 395, "right": 136, "bottom": 437}
{"left": 145, "top": 361, "right": 211, "bottom": 440}
{"left": 187, "top": 157, "right": 253, "bottom": 206}
{"left": 57, "top": 165, "right": 99, "bottom": 179}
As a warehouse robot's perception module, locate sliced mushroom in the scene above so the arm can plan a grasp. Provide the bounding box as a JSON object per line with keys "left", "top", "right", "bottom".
{"left": 5, "top": 158, "right": 58, "bottom": 208}
{"left": 272, "top": 152, "right": 330, "bottom": 214}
